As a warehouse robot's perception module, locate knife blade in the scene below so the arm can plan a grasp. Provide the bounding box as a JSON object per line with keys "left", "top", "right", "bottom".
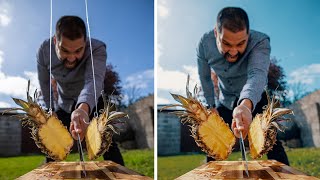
{"left": 235, "top": 118, "right": 249, "bottom": 177}
{"left": 239, "top": 131, "right": 249, "bottom": 177}
{"left": 77, "top": 133, "right": 86, "bottom": 177}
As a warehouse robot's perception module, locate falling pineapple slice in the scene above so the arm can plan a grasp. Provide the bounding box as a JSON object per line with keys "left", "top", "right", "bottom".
{"left": 7, "top": 80, "right": 73, "bottom": 161}
{"left": 248, "top": 92, "right": 293, "bottom": 159}
{"left": 85, "top": 95, "right": 128, "bottom": 160}
{"left": 162, "top": 75, "right": 235, "bottom": 160}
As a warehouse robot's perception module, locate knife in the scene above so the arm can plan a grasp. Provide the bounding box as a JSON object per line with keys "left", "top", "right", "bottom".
{"left": 235, "top": 118, "right": 249, "bottom": 177}
{"left": 77, "top": 133, "right": 87, "bottom": 177}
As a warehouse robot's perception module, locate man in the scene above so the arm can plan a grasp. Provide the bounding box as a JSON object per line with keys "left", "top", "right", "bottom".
{"left": 37, "top": 15, "right": 124, "bottom": 165}
{"left": 197, "top": 7, "right": 289, "bottom": 165}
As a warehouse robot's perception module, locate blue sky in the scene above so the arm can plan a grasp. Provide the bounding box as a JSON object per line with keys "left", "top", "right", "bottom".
{"left": 157, "top": 0, "right": 320, "bottom": 104}
{"left": 0, "top": 0, "right": 154, "bottom": 107}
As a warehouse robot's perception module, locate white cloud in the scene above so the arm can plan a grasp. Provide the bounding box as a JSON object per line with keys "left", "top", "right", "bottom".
{"left": 288, "top": 64, "right": 320, "bottom": 85}
{"left": 157, "top": 64, "right": 199, "bottom": 94}
{"left": 158, "top": 0, "right": 169, "bottom": 18}
{"left": 0, "top": 50, "right": 3, "bottom": 69}
{"left": 123, "top": 69, "right": 154, "bottom": 89}
{"left": 157, "top": 97, "right": 171, "bottom": 104}
{"left": 0, "top": 101, "right": 11, "bottom": 107}
{"left": 0, "top": 51, "right": 38, "bottom": 102}
{"left": 156, "top": 43, "right": 162, "bottom": 62}
{"left": 24, "top": 71, "right": 40, "bottom": 88}
{"left": 0, "top": 1, "right": 12, "bottom": 27}
{"left": 0, "top": 74, "right": 28, "bottom": 98}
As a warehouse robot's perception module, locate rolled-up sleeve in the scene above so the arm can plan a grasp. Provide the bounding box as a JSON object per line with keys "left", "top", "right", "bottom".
{"left": 76, "top": 43, "right": 107, "bottom": 113}
{"left": 197, "top": 37, "right": 215, "bottom": 107}
{"left": 238, "top": 38, "right": 271, "bottom": 110}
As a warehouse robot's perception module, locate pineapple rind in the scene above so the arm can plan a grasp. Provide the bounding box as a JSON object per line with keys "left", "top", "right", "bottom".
{"left": 7, "top": 81, "right": 74, "bottom": 161}
{"left": 248, "top": 93, "right": 293, "bottom": 159}
{"left": 162, "top": 75, "right": 236, "bottom": 160}
{"left": 85, "top": 101, "right": 127, "bottom": 160}
{"left": 85, "top": 117, "right": 113, "bottom": 160}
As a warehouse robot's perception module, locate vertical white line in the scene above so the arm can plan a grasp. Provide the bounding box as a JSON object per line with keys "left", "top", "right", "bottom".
{"left": 84, "top": 0, "right": 98, "bottom": 116}
{"left": 49, "top": 0, "right": 52, "bottom": 113}
{"left": 154, "top": 0, "right": 158, "bottom": 179}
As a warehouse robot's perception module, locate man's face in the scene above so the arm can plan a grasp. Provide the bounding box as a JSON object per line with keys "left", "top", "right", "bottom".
{"left": 54, "top": 35, "right": 86, "bottom": 69}
{"left": 214, "top": 27, "right": 249, "bottom": 63}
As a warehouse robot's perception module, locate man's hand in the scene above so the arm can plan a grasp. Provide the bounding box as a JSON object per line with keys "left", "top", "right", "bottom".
{"left": 231, "top": 100, "right": 253, "bottom": 139}
{"left": 70, "top": 103, "right": 90, "bottom": 141}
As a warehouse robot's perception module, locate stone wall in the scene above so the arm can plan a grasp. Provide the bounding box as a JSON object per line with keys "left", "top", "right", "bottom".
{"left": 289, "top": 90, "right": 320, "bottom": 147}
{"left": 157, "top": 107, "right": 181, "bottom": 155}
{"left": 0, "top": 110, "right": 21, "bottom": 156}
{"left": 124, "top": 95, "right": 154, "bottom": 149}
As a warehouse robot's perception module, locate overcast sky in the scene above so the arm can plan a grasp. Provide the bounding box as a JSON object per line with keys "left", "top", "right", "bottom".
{"left": 157, "top": 0, "right": 320, "bottom": 104}
{"left": 0, "top": 0, "right": 154, "bottom": 107}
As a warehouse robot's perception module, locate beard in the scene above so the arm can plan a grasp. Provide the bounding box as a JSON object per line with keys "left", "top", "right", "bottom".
{"left": 224, "top": 51, "right": 242, "bottom": 63}
{"left": 61, "top": 58, "right": 80, "bottom": 69}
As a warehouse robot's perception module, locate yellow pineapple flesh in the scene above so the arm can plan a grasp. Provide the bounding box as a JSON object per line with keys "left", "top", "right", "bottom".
{"left": 38, "top": 116, "right": 74, "bottom": 160}
{"left": 85, "top": 96, "right": 128, "bottom": 160}
{"left": 248, "top": 92, "right": 293, "bottom": 159}
{"left": 85, "top": 117, "right": 102, "bottom": 160}
{"left": 162, "top": 75, "right": 235, "bottom": 160}
{"left": 7, "top": 80, "right": 73, "bottom": 161}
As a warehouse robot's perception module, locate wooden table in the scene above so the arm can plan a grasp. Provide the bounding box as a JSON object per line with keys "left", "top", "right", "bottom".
{"left": 176, "top": 160, "right": 319, "bottom": 179}
{"left": 17, "top": 161, "right": 152, "bottom": 180}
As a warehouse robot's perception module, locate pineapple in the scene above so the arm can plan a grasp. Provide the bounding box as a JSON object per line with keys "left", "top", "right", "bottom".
{"left": 7, "top": 80, "right": 73, "bottom": 161}
{"left": 162, "top": 75, "right": 236, "bottom": 160}
{"left": 248, "top": 92, "right": 293, "bottom": 159}
{"left": 85, "top": 95, "right": 128, "bottom": 160}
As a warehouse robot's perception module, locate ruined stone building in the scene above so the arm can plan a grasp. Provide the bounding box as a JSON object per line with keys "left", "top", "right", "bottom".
{"left": 289, "top": 90, "right": 320, "bottom": 147}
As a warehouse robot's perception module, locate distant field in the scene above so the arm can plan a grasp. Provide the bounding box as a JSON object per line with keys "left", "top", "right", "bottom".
{"left": 158, "top": 147, "right": 320, "bottom": 179}
{"left": 0, "top": 149, "right": 153, "bottom": 179}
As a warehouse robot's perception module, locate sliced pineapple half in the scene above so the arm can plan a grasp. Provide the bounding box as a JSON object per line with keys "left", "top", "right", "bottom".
{"left": 7, "top": 80, "right": 73, "bottom": 161}
{"left": 162, "top": 75, "right": 235, "bottom": 160}
{"left": 248, "top": 92, "right": 294, "bottom": 159}
{"left": 85, "top": 95, "right": 128, "bottom": 160}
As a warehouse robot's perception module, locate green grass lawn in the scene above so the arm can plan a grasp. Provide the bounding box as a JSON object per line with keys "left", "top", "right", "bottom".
{"left": 158, "top": 147, "right": 320, "bottom": 179}
{"left": 0, "top": 149, "right": 153, "bottom": 180}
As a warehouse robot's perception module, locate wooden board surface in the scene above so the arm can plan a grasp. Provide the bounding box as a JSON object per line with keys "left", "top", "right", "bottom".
{"left": 176, "top": 160, "right": 319, "bottom": 180}
{"left": 17, "top": 161, "right": 152, "bottom": 180}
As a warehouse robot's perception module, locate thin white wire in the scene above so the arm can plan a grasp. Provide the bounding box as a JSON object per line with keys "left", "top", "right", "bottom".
{"left": 84, "top": 0, "right": 98, "bottom": 117}
{"left": 49, "top": 0, "right": 53, "bottom": 114}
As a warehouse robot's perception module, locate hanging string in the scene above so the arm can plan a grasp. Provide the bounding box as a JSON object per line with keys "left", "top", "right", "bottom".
{"left": 48, "top": 0, "right": 53, "bottom": 115}
{"left": 84, "top": 0, "right": 99, "bottom": 117}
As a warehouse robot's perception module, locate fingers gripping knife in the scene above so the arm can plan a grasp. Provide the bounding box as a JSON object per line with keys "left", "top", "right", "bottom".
{"left": 234, "top": 118, "right": 249, "bottom": 177}
{"left": 77, "top": 133, "right": 86, "bottom": 177}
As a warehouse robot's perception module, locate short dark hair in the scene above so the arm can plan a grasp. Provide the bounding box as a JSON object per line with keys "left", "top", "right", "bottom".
{"left": 55, "top": 16, "right": 87, "bottom": 41}
{"left": 216, "top": 7, "right": 249, "bottom": 34}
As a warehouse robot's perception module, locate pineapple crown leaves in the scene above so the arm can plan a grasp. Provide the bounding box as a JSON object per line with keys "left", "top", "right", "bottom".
{"left": 161, "top": 75, "right": 209, "bottom": 124}
{"left": 3, "top": 80, "right": 42, "bottom": 121}
{"left": 262, "top": 89, "right": 294, "bottom": 132}
{"left": 107, "top": 124, "right": 120, "bottom": 134}
{"left": 266, "top": 91, "right": 293, "bottom": 118}
{"left": 99, "top": 90, "right": 129, "bottom": 128}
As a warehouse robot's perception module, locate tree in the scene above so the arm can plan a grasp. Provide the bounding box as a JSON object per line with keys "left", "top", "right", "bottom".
{"left": 103, "top": 64, "right": 123, "bottom": 105}
{"left": 267, "top": 57, "right": 289, "bottom": 105}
